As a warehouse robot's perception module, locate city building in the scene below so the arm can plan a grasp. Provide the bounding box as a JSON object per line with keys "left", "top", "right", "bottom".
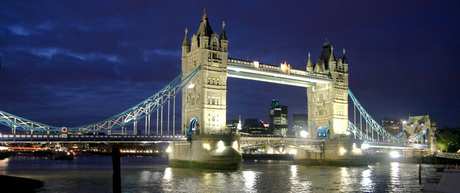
{"left": 226, "top": 120, "right": 239, "bottom": 132}
{"left": 293, "top": 114, "right": 308, "bottom": 137}
{"left": 381, "top": 117, "right": 402, "bottom": 135}
{"left": 226, "top": 116, "right": 242, "bottom": 133}
{"left": 269, "top": 99, "right": 288, "bottom": 136}
{"left": 242, "top": 118, "right": 270, "bottom": 134}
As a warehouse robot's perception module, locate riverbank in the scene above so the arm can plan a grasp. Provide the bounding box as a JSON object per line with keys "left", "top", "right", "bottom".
{"left": 0, "top": 175, "right": 44, "bottom": 192}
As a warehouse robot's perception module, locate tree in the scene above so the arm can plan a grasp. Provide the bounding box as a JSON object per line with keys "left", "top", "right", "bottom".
{"left": 436, "top": 131, "right": 460, "bottom": 153}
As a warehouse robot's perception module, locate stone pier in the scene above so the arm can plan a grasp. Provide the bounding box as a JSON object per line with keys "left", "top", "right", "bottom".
{"left": 294, "top": 138, "right": 368, "bottom": 166}
{"left": 168, "top": 134, "right": 242, "bottom": 170}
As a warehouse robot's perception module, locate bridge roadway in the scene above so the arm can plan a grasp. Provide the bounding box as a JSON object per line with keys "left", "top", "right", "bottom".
{"left": 0, "top": 134, "right": 433, "bottom": 152}
{"left": 0, "top": 134, "right": 187, "bottom": 143}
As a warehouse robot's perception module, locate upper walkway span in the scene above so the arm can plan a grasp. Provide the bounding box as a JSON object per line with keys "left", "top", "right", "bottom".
{"left": 227, "top": 58, "right": 332, "bottom": 87}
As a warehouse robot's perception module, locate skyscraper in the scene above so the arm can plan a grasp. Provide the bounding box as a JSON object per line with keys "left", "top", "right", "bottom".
{"left": 269, "top": 99, "right": 288, "bottom": 136}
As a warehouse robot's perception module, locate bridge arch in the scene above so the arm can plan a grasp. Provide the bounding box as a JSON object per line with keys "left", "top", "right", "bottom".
{"left": 317, "top": 126, "right": 330, "bottom": 139}
{"left": 186, "top": 118, "right": 199, "bottom": 136}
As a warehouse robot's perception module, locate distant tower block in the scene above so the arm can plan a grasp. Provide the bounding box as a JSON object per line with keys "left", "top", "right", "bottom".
{"left": 181, "top": 11, "right": 228, "bottom": 135}
{"left": 306, "top": 40, "right": 349, "bottom": 139}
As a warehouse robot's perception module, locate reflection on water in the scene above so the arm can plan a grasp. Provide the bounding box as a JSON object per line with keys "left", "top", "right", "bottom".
{"left": 361, "top": 167, "right": 373, "bottom": 192}
{"left": 242, "top": 171, "right": 257, "bottom": 192}
{"left": 0, "top": 155, "right": 433, "bottom": 192}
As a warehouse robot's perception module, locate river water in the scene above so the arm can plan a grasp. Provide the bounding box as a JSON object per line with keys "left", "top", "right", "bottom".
{"left": 0, "top": 155, "right": 440, "bottom": 192}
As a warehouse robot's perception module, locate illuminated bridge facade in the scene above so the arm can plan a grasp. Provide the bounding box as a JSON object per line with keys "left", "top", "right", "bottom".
{"left": 0, "top": 12, "right": 435, "bottom": 155}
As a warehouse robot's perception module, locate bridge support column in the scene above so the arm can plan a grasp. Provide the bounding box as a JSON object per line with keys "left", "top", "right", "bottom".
{"left": 294, "top": 138, "right": 367, "bottom": 166}
{"left": 168, "top": 134, "right": 242, "bottom": 170}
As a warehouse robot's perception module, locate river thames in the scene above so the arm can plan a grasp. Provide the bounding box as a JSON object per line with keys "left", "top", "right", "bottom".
{"left": 0, "top": 155, "right": 439, "bottom": 192}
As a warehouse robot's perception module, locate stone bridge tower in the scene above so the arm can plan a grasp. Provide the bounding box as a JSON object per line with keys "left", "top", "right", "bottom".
{"left": 181, "top": 12, "right": 228, "bottom": 135}
{"left": 306, "top": 41, "right": 349, "bottom": 139}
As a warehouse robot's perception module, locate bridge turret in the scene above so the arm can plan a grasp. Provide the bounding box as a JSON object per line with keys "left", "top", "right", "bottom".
{"left": 182, "top": 28, "right": 190, "bottom": 57}
{"left": 328, "top": 46, "right": 336, "bottom": 72}
{"left": 182, "top": 11, "right": 228, "bottom": 135}
{"left": 307, "top": 41, "right": 349, "bottom": 140}
{"left": 306, "top": 52, "right": 313, "bottom": 72}
{"left": 220, "top": 21, "right": 228, "bottom": 52}
{"left": 342, "top": 49, "right": 348, "bottom": 73}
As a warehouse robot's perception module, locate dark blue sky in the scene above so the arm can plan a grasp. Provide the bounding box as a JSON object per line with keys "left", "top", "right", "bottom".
{"left": 0, "top": 1, "right": 459, "bottom": 132}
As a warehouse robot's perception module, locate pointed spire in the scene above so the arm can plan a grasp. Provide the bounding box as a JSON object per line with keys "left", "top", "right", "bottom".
{"left": 197, "top": 9, "right": 213, "bottom": 37}
{"left": 342, "top": 48, "right": 348, "bottom": 64}
{"left": 323, "top": 38, "right": 330, "bottom": 47}
{"left": 329, "top": 45, "right": 334, "bottom": 61}
{"left": 306, "top": 52, "right": 313, "bottom": 71}
{"left": 182, "top": 28, "right": 190, "bottom": 46}
{"left": 202, "top": 8, "right": 207, "bottom": 20}
{"left": 220, "top": 21, "right": 227, "bottom": 40}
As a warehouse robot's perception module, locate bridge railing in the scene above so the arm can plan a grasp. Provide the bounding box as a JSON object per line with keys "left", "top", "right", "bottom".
{"left": 436, "top": 152, "right": 460, "bottom": 160}
{"left": 0, "top": 66, "right": 201, "bottom": 134}
{"left": 0, "top": 134, "right": 187, "bottom": 142}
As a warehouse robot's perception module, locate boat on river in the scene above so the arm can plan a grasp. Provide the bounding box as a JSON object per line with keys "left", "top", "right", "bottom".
{"left": 422, "top": 165, "right": 460, "bottom": 192}
{"left": 50, "top": 151, "right": 74, "bottom": 160}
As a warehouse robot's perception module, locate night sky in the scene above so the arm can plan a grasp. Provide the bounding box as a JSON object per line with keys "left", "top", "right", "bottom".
{"left": 0, "top": 1, "right": 459, "bottom": 133}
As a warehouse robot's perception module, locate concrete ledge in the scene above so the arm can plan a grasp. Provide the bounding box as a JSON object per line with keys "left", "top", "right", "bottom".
{"left": 293, "top": 158, "right": 368, "bottom": 166}
{"left": 169, "top": 159, "right": 242, "bottom": 170}
{"left": 243, "top": 154, "right": 293, "bottom": 161}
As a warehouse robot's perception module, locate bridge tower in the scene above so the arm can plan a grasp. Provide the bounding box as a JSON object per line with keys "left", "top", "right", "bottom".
{"left": 181, "top": 11, "right": 228, "bottom": 135}
{"left": 306, "top": 41, "right": 349, "bottom": 139}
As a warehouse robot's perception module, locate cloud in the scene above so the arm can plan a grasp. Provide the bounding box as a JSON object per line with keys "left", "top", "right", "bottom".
{"left": 7, "top": 25, "right": 30, "bottom": 36}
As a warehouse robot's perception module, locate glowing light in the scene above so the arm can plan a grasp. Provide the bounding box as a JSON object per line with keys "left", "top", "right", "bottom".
{"left": 389, "top": 151, "right": 400, "bottom": 158}
{"left": 165, "top": 146, "right": 171, "bottom": 153}
{"left": 339, "top": 147, "right": 347, "bottom": 155}
{"left": 352, "top": 149, "right": 362, "bottom": 154}
{"left": 253, "top": 61, "right": 259, "bottom": 68}
{"left": 217, "top": 140, "right": 225, "bottom": 152}
{"left": 203, "top": 143, "right": 211, "bottom": 151}
{"left": 232, "top": 141, "right": 238, "bottom": 150}
{"left": 280, "top": 61, "right": 289, "bottom": 73}
{"left": 345, "top": 131, "right": 351, "bottom": 135}
{"left": 361, "top": 143, "right": 369, "bottom": 150}
{"left": 403, "top": 120, "right": 407, "bottom": 124}
{"left": 187, "top": 84, "right": 195, "bottom": 89}
{"left": 300, "top": 131, "right": 308, "bottom": 138}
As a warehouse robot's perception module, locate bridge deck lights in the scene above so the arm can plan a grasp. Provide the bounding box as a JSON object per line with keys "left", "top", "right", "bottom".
{"left": 389, "top": 151, "right": 401, "bottom": 158}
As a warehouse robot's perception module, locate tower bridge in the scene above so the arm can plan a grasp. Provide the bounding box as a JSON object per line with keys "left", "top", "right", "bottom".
{"left": 0, "top": 12, "right": 436, "bottom": 168}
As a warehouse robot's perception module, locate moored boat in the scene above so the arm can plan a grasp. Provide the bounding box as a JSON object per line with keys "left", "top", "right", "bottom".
{"left": 50, "top": 151, "right": 74, "bottom": 160}
{"left": 422, "top": 165, "right": 460, "bottom": 192}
